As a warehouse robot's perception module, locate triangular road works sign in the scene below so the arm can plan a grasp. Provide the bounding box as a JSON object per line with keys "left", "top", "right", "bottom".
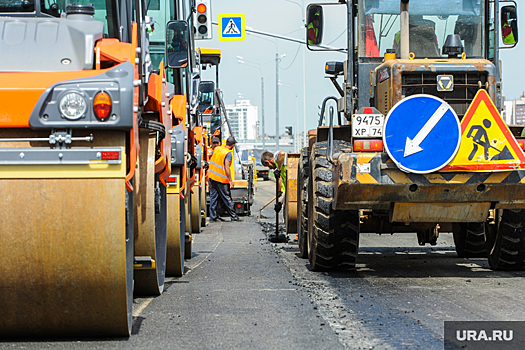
{"left": 442, "top": 89, "right": 525, "bottom": 172}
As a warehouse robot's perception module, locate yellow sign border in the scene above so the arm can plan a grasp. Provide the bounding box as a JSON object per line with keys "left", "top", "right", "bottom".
{"left": 218, "top": 14, "right": 245, "bottom": 41}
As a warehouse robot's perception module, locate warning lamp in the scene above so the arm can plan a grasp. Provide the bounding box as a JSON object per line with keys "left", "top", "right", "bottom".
{"left": 353, "top": 139, "right": 383, "bottom": 152}
{"left": 93, "top": 91, "right": 112, "bottom": 121}
{"left": 194, "top": 0, "right": 212, "bottom": 40}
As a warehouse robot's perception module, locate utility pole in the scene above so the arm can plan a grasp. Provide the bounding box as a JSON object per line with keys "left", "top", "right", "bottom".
{"left": 275, "top": 52, "right": 279, "bottom": 152}
{"left": 237, "top": 57, "right": 267, "bottom": 150}
{"left": 261, "top": 76, "right": 265, "bottom": 149}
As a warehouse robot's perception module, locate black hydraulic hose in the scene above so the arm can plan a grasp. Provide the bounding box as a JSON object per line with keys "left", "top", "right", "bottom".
{"left": 318, "top": 96, "right": 343, "bottom": 127}
{"left": 139, "top": 118, "right": 166, "bottom": 142}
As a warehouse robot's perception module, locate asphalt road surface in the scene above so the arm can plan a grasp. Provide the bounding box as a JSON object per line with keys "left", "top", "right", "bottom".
{"left": 2, "top": 179, "right": 525, "bottom": 349}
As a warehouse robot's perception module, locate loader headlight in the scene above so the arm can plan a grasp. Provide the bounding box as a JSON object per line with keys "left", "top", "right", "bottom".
{"left": 59, "top": 92, "right": 87, "bottom": 120}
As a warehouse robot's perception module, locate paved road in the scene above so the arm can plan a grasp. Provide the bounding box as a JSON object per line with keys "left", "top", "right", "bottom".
{"left": 2, "top": 180, "right": 525, "bottom": 349}
{"left": 269, "top": 184, "right": 525, "bottom": 349}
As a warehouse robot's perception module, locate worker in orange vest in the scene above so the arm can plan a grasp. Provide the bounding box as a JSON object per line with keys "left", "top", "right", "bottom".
{"left": 208, "top": 136, "right": 242, "bottom": 222}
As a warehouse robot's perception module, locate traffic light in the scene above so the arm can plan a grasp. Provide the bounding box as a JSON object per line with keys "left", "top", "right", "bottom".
{"left": 194, "top": 0, "right": 212, "bottom": 40}
{"left": 285, "top": 126, "right": 293, "bottom": 136}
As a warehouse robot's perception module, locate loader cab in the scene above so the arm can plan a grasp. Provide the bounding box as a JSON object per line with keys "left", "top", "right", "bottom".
{"left": 199, "top": 48, "right": 222, "bottom": 139}
{"left": 308, "top": 0, "right": 518, "bottom": 61}
{"left": 198, "top": 81, "right": 222, "bottom": 139}
{"left": 307, "top": 0, "right": 518, "bottom": 116}
{"left": 357, "top": 0, "right": 490, "bottom": 60}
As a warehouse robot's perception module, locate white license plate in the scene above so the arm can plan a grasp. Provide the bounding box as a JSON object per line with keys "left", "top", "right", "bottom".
{"left": 351, "top": 114, "right": 384, "bottom": 137}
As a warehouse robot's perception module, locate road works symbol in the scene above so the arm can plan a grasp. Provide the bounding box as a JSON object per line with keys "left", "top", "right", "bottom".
{"left": 383, "top": 94, "right": 461, "bottom": 174}
{"left": 442, "top": 89, "right": 525, "bottom": 172}
{"left": 219, "top": 14, "right": 245, "bottom": 41}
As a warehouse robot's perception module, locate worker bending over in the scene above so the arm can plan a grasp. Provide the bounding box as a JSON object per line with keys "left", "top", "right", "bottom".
{"left": 261, "top": 150, "right": 287, "bottom": 210}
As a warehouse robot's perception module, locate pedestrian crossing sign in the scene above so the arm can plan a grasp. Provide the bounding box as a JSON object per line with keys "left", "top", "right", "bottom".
{"left": 219, "top": 14, "right": 245, "bottom": 41}
{"left": 441, "top": 89, "right": 525, "bottom": 172}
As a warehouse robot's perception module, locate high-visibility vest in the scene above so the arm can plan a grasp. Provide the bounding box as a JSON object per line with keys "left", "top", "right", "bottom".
{"left": 274, "top": 151, "right": 287, "bottom": 193}
{"left": 209, "top": 146, "right": 230, "bottom": 183}
{"left": 280, "top": 165, "right": 287, "bottom": 193}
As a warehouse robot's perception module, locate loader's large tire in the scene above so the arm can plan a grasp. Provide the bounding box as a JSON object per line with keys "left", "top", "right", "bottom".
{"left": 134, "top": 131, "right": 167, "bottom": 295}
{"left": 297, "top": 147, "right": 309, "bottom": 259}
{"left": 308, "top": 141, "right": 359, "bottom": 271}
{"left": 166, "top": 166, "right": 185, "bottom": 277}
{"left": 452, "top": 222, "right": 486, "bottom": 258}
{"left": 191, "top": 181, "right": 202, "bottom": 233}
{"left": 485, "top": 209, "right": 525, "bottom": 270}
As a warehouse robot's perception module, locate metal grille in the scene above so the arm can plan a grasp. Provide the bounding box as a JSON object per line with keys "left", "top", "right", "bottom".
{"left": 402, "top": 72, "right": 488, "bottom": 119}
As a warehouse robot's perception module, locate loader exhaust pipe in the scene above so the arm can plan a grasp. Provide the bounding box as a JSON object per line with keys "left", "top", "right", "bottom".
{"left": 400, "top": 0, "right": 409, "bottom": 59}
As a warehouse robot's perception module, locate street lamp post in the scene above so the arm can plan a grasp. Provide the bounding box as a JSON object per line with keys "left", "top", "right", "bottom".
{"left": 275, "top": 53, "right": 279, "bottom": 152}
{"left": 275, "top": 53, "right": 286, "bottom": 152}
{"left": 285, "top": 0, "right": 307, "bottom": 148}
{"left": 260, "top": 76, "right": 265, "bottom": 148}
{"left": 243, "top": 35, "right": 284, "bottom": 152}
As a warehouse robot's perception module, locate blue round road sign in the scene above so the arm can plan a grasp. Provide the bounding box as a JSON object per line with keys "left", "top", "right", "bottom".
{"left": 383, "top": 94, "right": 461, "bottom": 174}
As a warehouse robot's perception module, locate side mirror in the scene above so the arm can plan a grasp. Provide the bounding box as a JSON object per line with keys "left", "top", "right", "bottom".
{"left": 166, "top": 21, "right": 190, "bottom": 68}
{"left": 501, "top": 5, "right": 518, "bottom": 46}
{"left": 306, "top": 4, "right": 323, "bottom": 47}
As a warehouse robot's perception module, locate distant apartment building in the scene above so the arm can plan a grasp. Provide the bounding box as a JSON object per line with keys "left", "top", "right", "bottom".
{"left": 503, "top": 93, "right": 525, "bottom": 125}
{"left": 225, "top": 99, "right": 259, "bottom": 140}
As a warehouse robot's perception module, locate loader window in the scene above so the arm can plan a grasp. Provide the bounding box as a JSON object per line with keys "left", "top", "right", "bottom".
{"left": 166, "top": 21, "right": 190, "bottom": 69}
{"left": 360, "top": 0, "right": 485, "bottom": 59}
{"left": 210, "top": 114, "right": 221, "bottom": 136}
{"left": 198, "top": 81, "right": 215, "bottom": 114}
{"left": 0, "top": 0, "right": 35, "bottom": 13}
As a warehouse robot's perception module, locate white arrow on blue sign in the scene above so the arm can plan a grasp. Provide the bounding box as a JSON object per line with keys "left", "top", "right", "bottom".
{"left": 383, "top": 94, "right": 461, "bottom": 174}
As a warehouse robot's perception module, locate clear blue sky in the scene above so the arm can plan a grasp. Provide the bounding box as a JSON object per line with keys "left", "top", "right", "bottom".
{"left": 198, "top": 0, "right": 524, "bottom": 141}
